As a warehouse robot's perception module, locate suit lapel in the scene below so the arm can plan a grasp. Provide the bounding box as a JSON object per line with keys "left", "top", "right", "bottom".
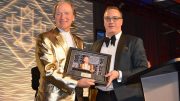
{"left": 114, "top": 34, "right": 126, "bottom": 70}
{"left": 94, "top": 39, "right": 104, "bottom": 52}
{"left": 54, "top": 28, "right": 69, "bottom": 55}
{"left": 71, "top": 34, "right": 83, "bottom": 49}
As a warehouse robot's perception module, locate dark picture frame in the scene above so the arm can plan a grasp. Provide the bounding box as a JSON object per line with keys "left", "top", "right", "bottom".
{"left": 64, "top": 47, "right": 111, "bottom": 85}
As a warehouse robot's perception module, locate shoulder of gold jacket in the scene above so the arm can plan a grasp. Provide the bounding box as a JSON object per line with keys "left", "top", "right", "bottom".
{"left": 39, "top": 28, "right": 60, "bottom": 44}
{"left": 38, "top": 28, "right": 84, "bottom": 49}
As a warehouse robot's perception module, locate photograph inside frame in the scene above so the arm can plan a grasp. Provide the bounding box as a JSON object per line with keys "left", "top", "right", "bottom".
{"left": 64, "top": 47, "right": 111, "bottom": 85}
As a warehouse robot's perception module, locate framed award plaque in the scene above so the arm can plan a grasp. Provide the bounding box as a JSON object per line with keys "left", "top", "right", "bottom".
{"left": 64, "top": 47, "right": 111, "bottom": 85}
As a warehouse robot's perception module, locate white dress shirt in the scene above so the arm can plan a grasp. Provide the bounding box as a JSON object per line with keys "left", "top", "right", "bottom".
{"left": 96, "top": 32, "right": 122, "bottom": 91}
{"left": 58, "top": 29, "right": 76, "bottom": 48}
{"left": 58, "top": 29, "right": 89, "bottom": 97}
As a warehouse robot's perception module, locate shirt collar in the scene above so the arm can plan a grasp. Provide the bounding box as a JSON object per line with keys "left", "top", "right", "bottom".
{"left": 58, "top": 28, "right": 70, "bottom": 35}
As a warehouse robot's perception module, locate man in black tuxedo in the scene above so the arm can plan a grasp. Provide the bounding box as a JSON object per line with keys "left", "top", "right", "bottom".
{"left": 91, "top": 5, "right": 148, "bottom": 101}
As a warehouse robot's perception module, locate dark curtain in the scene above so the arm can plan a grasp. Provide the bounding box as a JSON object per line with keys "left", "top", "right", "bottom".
{"left": 122, "top": 12, "right": 179, "bottom": 67}
{"left": 93, "top": 2, "right": 180, "bottom": 67}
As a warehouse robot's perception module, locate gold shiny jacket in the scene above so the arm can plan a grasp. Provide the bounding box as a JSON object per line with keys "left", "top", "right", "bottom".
{"left": 35, "top": 27, "right": 83, "bottom": 101}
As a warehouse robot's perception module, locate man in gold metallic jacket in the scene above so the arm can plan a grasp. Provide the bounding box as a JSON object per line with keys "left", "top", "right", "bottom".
{"left": 35, "top": 1, "right": 95, "bottom": 101}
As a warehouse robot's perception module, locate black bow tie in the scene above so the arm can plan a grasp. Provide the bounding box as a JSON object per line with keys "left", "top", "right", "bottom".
{"left": 104, "top": 35, "right": 116, "bottom": 47}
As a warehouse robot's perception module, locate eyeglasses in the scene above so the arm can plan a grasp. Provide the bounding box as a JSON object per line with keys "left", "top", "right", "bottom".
{"left": 104, "top": 16, "right": 122, "bottom": 22}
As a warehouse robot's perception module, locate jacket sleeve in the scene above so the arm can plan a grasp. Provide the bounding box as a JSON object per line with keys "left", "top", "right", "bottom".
{"left": 121, "top": 38, "right": 148, "bottom": 83}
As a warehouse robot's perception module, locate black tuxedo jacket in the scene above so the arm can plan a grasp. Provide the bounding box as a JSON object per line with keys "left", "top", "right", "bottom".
{"left": 91, "top": 34, "right": 148, "bottom": 101}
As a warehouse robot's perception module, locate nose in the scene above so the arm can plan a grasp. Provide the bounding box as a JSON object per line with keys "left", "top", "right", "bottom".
{"left": 60, "top": 13, "right": 65, "bottom": 18}
{"left": 105, "top": 18, "right": 115, "bottom": 23}
{"left": 109, "top": 18, "right": 114, "bottom": 23}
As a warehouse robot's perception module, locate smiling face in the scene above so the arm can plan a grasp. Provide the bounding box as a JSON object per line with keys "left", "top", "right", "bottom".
{"left": 104, "top": 8, "right": 123, "bottom": 37}
{"left": 54, "top": 2, "right": 75, "bottom": 32}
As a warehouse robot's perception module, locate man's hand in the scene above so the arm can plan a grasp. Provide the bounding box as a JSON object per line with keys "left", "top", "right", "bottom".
{"left": 105, "top": 70, "right": 119, "bottom": 87}
{"left": 77, "top": 78, "right": 95, "bottom": 88}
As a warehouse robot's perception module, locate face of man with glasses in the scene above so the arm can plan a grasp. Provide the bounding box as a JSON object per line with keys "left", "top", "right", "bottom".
{"left": 104, "top": 8, "right": 123, "bottom": 37}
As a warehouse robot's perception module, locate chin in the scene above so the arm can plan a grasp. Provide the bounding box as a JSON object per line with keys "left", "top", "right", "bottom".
{"left": 59, "top": 26, "right": 68, "bottom": 29}
{"left": 107, "top": 31, "right": 116, "bottom": 35}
